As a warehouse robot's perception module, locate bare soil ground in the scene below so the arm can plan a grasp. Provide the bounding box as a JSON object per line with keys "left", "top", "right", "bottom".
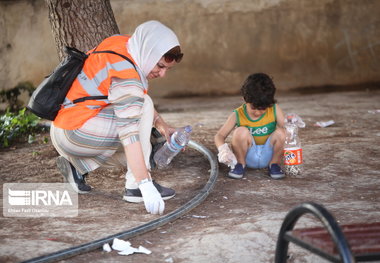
{"left": 1, "top": 89, "right": 380, "bottom": 263}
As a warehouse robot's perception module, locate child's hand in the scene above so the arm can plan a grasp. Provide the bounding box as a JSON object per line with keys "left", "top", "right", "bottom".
{"left": 217, "top": 143, "right": 237, "bottom": 168}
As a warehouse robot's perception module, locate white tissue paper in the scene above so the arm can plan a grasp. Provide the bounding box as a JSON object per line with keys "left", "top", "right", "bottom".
{"left": 117, "top": 246, "right": 139, "bottom": 255}
{"left": 137, "top": 245, "right": 152, "bottom": 255}
{"left": 112, "top": 238, "right": 132, "bottom": 251}
{"left": 105, "top": 238, "right": 152, "bottom": 256}
{"left": 103, "top": 243, "right": 112, "bottom": 253}
{"left": 315, "top": 120, "right": 335, "bottom": 128}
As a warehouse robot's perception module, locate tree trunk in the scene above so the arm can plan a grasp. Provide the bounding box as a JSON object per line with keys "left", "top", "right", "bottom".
{"left": 45, "top": 0, "right": 120, "bottom": 60}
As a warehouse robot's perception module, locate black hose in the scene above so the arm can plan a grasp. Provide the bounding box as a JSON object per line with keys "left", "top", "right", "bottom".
{"left": 22, "top": 140, "right": 219, "bottom": 263}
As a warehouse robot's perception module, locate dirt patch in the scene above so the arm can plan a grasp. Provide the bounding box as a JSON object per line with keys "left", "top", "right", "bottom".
{"left": 1, "top": 90, "right": 380, "bottom": 263}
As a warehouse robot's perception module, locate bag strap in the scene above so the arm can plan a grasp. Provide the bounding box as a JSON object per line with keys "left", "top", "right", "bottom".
{"left": 73, "top": 95, "right": 108, "bottom": 104}
{"left": 92, "top": 50, "right": 136, "bottom": 70}
{"left": 72, "top": 50, "right": 137, "bottom": 104}
{"left": 66, "top": 46, "right": 88, "bottom": 60}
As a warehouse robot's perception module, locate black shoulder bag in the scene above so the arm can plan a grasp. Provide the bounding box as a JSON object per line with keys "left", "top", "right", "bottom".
{"left": 27, "top": 46, "right": 135, "bottom": 121}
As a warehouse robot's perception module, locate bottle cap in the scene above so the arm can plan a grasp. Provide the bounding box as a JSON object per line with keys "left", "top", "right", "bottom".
{"left": 185, "top": 125, "right": 192, "bottom": 132}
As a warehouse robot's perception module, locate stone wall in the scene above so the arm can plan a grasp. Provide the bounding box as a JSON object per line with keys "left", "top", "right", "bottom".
{"left": 1, "top": 0, "right": 379, "bottom": 98}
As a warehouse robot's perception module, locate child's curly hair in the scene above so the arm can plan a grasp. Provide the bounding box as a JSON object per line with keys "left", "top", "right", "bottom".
{"left": 240, "top": 73, "right": 277, "bottom": 109}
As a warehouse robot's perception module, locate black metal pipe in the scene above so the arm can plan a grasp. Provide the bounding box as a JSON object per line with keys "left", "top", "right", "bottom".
{"left": 22, "top": 140, "right": 218, "bottom": 263}
{"left": 274, "top": 202, "right": 355, "bottom": 263}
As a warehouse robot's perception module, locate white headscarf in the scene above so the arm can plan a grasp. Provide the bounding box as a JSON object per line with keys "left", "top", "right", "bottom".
{"left": 127, "top": 20, "right": 180, "bottom": 78}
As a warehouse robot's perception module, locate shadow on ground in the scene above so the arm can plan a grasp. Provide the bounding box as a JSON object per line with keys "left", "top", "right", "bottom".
{"left": 0, "top": 89, "right": 379, "bottom": 263}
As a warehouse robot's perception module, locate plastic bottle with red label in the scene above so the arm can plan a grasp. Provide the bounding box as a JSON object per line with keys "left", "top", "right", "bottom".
{"left": 283, "top": 113, "right": 305, "bottom": 176}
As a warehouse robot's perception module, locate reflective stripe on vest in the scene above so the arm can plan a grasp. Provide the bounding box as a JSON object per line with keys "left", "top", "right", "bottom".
{"left": 78, "top": 60, "right": 136, "bottom": 97}
{"left": 62, "top": 58, "right": 136, "bottom": 109}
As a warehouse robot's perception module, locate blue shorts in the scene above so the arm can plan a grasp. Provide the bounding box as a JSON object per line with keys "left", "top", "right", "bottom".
{"left": 246, "top": 137, "right": 273, "bottom": 169}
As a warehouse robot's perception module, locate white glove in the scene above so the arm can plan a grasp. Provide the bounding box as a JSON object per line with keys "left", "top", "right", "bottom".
{"left": 139, "top": 181, "right": 165, "bottom": 215}
{"left": 217, "top": 143, "right": 237, "bottom": 168}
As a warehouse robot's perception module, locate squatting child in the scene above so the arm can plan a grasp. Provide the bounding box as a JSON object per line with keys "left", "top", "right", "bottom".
{"left": 214, "top": 73, "right": 286, "bottom": 179}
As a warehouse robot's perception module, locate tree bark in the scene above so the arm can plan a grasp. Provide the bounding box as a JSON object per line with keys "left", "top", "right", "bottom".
{"left": 45, "top": 0, "right": 120, "bottom": 60}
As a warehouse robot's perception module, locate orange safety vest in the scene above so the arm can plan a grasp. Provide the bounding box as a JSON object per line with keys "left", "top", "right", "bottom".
{"left": 53, "top": 35, "right": 141, "bottom": 130}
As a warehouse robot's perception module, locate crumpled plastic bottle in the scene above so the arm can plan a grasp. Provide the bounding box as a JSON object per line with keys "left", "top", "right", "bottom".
{"left": 283, "top": 113, "right": 306, "bottom": 176}
{"left": 153, "top": 125, "right": 192, "bottom": 169}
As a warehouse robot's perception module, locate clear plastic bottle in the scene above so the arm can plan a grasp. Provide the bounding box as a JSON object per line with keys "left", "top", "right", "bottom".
{"left": 283, "top": 113, "right": 305, "bottom": 176}
{"left": 153, "top": 125, "right": 192, "bottom": 169}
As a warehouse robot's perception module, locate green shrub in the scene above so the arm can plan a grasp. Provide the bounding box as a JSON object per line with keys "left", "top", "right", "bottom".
{"left": 0, "top": 108, "right": 47, "bottom": 148}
